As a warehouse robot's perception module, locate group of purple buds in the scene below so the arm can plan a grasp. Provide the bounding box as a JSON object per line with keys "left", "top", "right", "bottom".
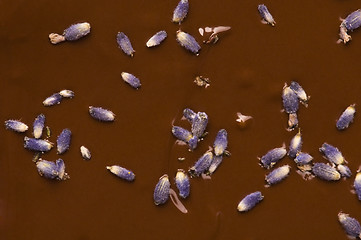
{"left": 154, "top": 107, "right": 230, "bottom": 213}
{"left": 172, "top": 108, "right": 208, "bottom": 151}
{"left": 5, "top": 112, "right": 72, "bottom": 180}
{"left": 282, "top": 81, "right": 309, "bottom": 131}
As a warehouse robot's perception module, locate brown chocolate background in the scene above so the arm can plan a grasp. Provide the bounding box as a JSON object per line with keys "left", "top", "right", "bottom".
{"left": 1, "top": 0, "right": 361, "bottom": 239}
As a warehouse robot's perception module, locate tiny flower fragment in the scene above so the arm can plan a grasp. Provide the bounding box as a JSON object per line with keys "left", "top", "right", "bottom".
{"left": 121, "top": 72, "right": 141, "bottom": 89}
{"left": 80, "top": 146, "right": 91, "bottom": 160}
{"left": 5, "top": 120, "right": 28, "bottom": 133}
{"left": 49, "top": 22, "right": 91, "bottom": 44}
{"left": 107, "top": 165, "right": 135, "bottom": 181}
{"left": 116, "top": 32, "right": 135, "bottom": 57}
{"left": 89, "top": 106, "right": 115, "bottom": 122}
{"left": 354, "top": 172, "right": 361, "bottom": 201}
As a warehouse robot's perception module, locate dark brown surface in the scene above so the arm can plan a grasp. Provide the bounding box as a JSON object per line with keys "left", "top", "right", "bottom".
{"left": 1, "top": 0, "right": 361, "bottom": 239}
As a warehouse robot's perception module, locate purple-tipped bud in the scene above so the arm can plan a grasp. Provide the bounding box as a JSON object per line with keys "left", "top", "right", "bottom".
{"left": 24, "top": 137, "right": 53, "bottom": 152}
{"left": 341, "top": 9, "right": 361, "bottom": 31}
{"left": 260, "top": 144, "right": 287, "bottom": 169}
{"left": 116, "top": 32, "right": 135, "bottom": 57}
{"left": 338, "top": 212, "right": 361, "bottom": 239}
{"left": 294, "top": 152, "right": 313, "bottom": 165}
{"left": 36, "top": 159, "right": 58, "bottom": 179}
{"left": 154, "top": 174, "right": 170, "bottom": 205}
{"left": 49, "top": 22, "right": 90, "bottom": 44}
{"left": 175, "top": 169, "right": 190, "bottom": 199}
{"left": 189, "top": 151, "right": 213, "bottom": 177}
{"left": 282, "top": 84, "right": 299, "bottom": 114}
{"left": 336, "top": 104, "right": 356, "bottom": 130}
{"left": 55, "top": 158, "right": 69, "bottom": 180}
{"left": 172, "top": 126, "right": 198, "bottom": 150}
{"left": 183, "top": 108, "right": 196, "bottom": 123}
{"left": 265, "top": 165, "right": 291, "bottom": 185}
{"left": 176, "top": 30, "right": 201, "bottom": 55}
{"left": 5, "top": 120, "right": 28, "bottom": 133}
{"left": 146, "top": 30, "right": 167, "bottom": 47}
{"left": 172, "top": 0, "right": 189, "bottom": 24}
{"left": 106, "top": 165, "right": 135, "bottom": 181}
{"left": 290, "top": 81, "right": 309, "bottom": 106}
{"left": 43, "top": 93, "right": 63, "bottom": 106}
{"left": 258, "top": 4, "right": 276, "bottom": 26}
{"left": 121, "top": 72, "right": 141, "bottom": 89}
{"left": 337, "top": 164, "right": 352, "bottom": 178}
{"left": 354, "top": 173, "right": 361, "bottom": 201}
{"left": 191, "top": 112, "right": 208, "bottom": 138}
{"left": 207, "top": 155, "right": 223, "bottom": 175}
{"left": 237, "top": 191, "right": 264, "bottom": 212}
{"left": 288, "top": 129, "right": 302, "bottom": 158}
{"left": 312, "top": 162, "right": 341, "bottom": 181}
{"left": 33, "top": 114, "right": 45, "bottom": 138}
{"left": 57, "top": 128, "right": 72, "bottom": 154}
{"left": 319, "top": 143, "right": 346, "bottom": 165}
{"left": 89, "top": 106, "right": 115, "bottom": 122}
{"left": 213, "top": 129, "right": 228, "bottom": 156}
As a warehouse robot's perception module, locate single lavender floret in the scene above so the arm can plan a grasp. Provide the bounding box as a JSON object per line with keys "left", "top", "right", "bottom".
{"left": 207, "top": 155, "right": 223, "bottom": 175}
{"left": 237, "top": 191, "right": 264, "bottom": 212}
{"left": 183, "top": 108, "right": 196, "bottom": 123}
{"left": 288, "top": 129, "right": 302, "bottom": 158}
{"left": 338, "top": 212, "right": 361, "bottom": 239}
{"left": 36, "top": 159, "right": 58, "bottom": 179}
{"left": 175, "top": 169, "right": 190, "bottom": 198}
{"left": 213, "top": 129, "right": 228, "bottom": 156}
{"left": 294, "top": 152, "right": 313, "bottom": 165}
{"left": 116, "top": 32, "right": 135, "bottom": 57}
{"left": 154, "top": 174, "right": 170, "bottom": 205}
{"left": 282, "top": 84, "right": 299, "bottom": 114}
{"left": 59, "top": 90, "right": 74, "bottom": 98}
{"left": 49, "top": 22, "right": 91, "bottom": 44}
{"left": 121, "top": 72, "right": 141, "bottom": 89}
{"left": 265, "top": 165, "right": 291, "bottom": 185}
{"left": 89, "top": 106, "right": 115, "bottom": 122}
{"left": 189, "top": 151, "right": 213, "bottom": 176}
{"left": 24, "top": 137, "right": 53, "bottom": 152}
{"left": 258, "top": 4, "right": 276, "bottom": 26}
{"left": 312, "top": 162, "right": 340, "bottom": 181}
{"left": 191, "top": 112, "right": 208, "bottom": 138}
{"left": 341, "top": 9, "right": 361, "bottom": 31}
{"left": 172, "top": 0, "right": 189, "bottom": 24}
{"left": 55, "top": 158, "right": 69, "bottom": 180}
{"left": 33, "top": 114, "right": 45, "bottom": 138}
{"left": 290, "top": 81, "right": 309, "bottom": 106}
{"left": 5, "top": 120, "right": 28, "bottom": 133}
{"left": 146, "top": 30, "right": 167, "bottom": 47}
{"left": 336, "top": 104, "right": 356, "bottom": 130}
{"left": 319, "top": 143, "right": 346, "bottom": 165}
{"left": 176, "top": 30, "right": 201, "bottom": 55}
{"left": 354, "top": 172, "right": 361, "bottom": 201}
{"left": 260, "top": 144, "right": 287, "bottom": 169}
{"left": 43, "top": 93, "right": 63, "bottom": 106}
{"left": 106, "top": 165, "right": 135, "bottom": 181}
{"left": 337, "top": 164, "right": 352, "bottom": 178}
{"left": 172, "top": 126, "right": 198, "bottom": 150}
{"left": 57, "top": 128, "right": 72, "bottom": 154}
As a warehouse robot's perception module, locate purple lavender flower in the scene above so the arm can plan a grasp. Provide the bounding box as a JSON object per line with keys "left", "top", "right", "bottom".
{"left": 59, "top": 89, "right": 74, "bottom": 98}
{"left": 57, "top": 128, "right": 72, "bottom": 154}
{"left": 176, "top": 30, "right": 201, "bottom": 55}
{"left": 36, "top": 158, "right": 69, "bottom": 180}
{"left": 89, "top": 106, "right": 115, "bottom": 122}
{"left": 288, "top": 129, "right": 302, "bottom": 159}
{"left": 189, "top": 151, "right": 213, "bottom": 177}
{"left": 116, "top": 32, "right": 135, "bottom": 57}
{"left": 258, "top": 4, "right": 276, "bottom": 26}
{"left": 265, "top": 165, "right": 291, "bottom": 185}
{"left": 282, "top": 84, "right": 299, "bottom": 114}
{"left": 106, "top": 165, "right": 135, "bottom": 181}
{"left": 172, "top": 126, "right": 198, "bottom": 150}
{"left": 237, "top": 191, "right": 264, "bottom": 212}
{"left": 294, "top": 152, "right": 313, "bottom": 165}
{"left": 154, "top": 174, "right": 170, "bottom": 205}
{"left": 49, "top": 22, "right": 91, "bottom": 44}
{"left": 24, "top": 137, "right": 53, "bottom": 152}
{"left": 336, "top": 104, "right": 356, "bottom": 130}
{"left": 338, "top": 212, "right": 361, "bottom": 239}
{"left": 312, "top": 163, "right": 340, "bottom": 181}
{"left": 175, "top": 169, "right": 190, "bottom": 198}
{"left": 191, "top": 112, "right": 208, "bottom": 138}
{"left": 207, "top": 155, "right": 223, "bottom": 175}
{"left": 183, "top": 108, "right": 196, "bottom": 123}
{"left": 121, "top": 72, "right": 141, "bottom": 89}
{"left": 43, "top": 93, "right": 62, "bottom": 106}
{"left": 213, "top": 129, "right": 228, "bottom": 156}
{"left": 260, "top": 144, "right": 287, "bottom": 169}
{"left": 290, "top": 81, "right": 309, "bottom": 106}
{"left": 337, "top": 164, "right": 352, "bottom": 178}
{"left": 341, "top": 9, "right": 361, "bottom": 31}
{"left": 80, "top": 146, "right": 91, "bottom": 160}
{"left": 146, "top": 30, "right": 167, "bottom": 47}
{"left": 172, "top": 0, "right": 189, "bottom": 24}
{"left": 319, "top": 143, "right": 346, "bottom": 165}
{"left": 5, "top": 120, "right": 28, "bottom": 133}
{"left": 354, "top": 172, "right": 361, "bottom": 200}
{"left": 33, "top": 114, "right": 45, "bottom": 138}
